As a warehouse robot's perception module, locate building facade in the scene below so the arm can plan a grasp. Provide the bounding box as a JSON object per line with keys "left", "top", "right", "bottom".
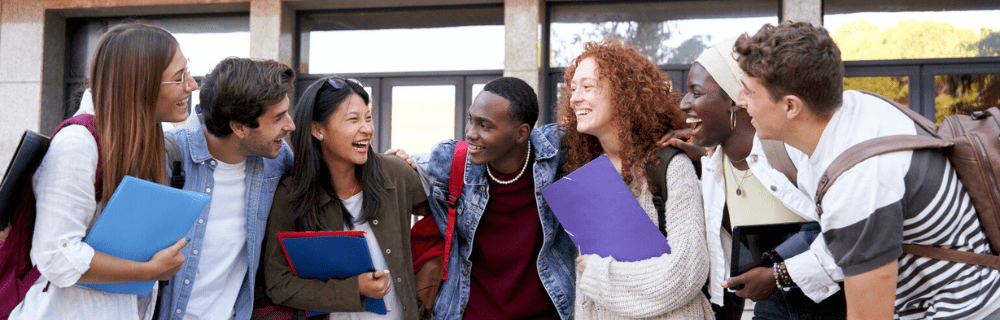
{"left": 0, "top": 0, "right": 997, "bottom": 171}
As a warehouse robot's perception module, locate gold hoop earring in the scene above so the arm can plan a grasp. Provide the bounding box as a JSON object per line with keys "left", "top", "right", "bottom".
{"left": 731, "top": 110, "right": 736, "bottom": 130}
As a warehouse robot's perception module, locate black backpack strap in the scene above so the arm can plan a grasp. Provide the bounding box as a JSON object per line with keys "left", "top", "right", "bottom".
{"left": 151, "top": 134, "right": 186, "bottom": 320}
{"left": 164, "top": 134, "right": 185, "bottom": 189}
{"left": 647, "top": 146, "right": 682, "bottom": 238}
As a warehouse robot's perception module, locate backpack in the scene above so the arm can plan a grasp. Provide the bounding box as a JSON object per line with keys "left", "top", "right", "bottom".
{"left": 813, "top": 90, "right": 1000, "bottom": 269}
{"left": 409, "top": 140, "right": 468, "bottom": 319}
{"left": 645, "top": 146, "right": 682, "bottom": 237}
{"left": 0, "top": 115, "right": 185, "bottom": 319}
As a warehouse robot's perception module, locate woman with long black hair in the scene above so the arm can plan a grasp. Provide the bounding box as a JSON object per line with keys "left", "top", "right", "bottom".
{"left": 263, "top": 77, "right": 428, "bottom": 320}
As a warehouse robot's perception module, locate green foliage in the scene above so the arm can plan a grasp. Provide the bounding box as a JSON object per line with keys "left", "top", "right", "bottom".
{"left": 832, "top": 19, "right": 1000, "bottom": 124}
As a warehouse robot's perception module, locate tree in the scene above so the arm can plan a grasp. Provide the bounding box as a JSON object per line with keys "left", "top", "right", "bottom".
{"left": 832, "top": 19, "right": 1000, "bottom": 123}
{"left": 550, "top": 20, "right": 709, "bottom": 67}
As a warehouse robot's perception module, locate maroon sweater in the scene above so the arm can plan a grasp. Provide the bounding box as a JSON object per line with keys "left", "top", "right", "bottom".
{"left": 463, "top": 153, "right": 558, "bottom": 320}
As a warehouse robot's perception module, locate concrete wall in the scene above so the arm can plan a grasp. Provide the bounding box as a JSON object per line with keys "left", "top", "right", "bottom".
{"left": 783, "top": 0, "right": 822, "bottom": 25}
{"left": 0, "top": 0, "right": 45, "bottom": 170}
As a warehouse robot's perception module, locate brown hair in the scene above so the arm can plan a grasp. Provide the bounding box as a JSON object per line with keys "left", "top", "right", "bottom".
{"left": 558, "top": 40, "right": 688, "bottom": 188}
{"left": 89, "top": 23, "right": 176, "bottom": 199}
{"left": 200, "top": 57, "right": 296, "bottom": 138}
{"left": 735, "top": 21, "right": 844, "bottom": 116}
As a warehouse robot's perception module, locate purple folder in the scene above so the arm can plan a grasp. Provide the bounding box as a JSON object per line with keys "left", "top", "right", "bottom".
{"left": 542, "top": 155, "right": 670, "bottom": 261}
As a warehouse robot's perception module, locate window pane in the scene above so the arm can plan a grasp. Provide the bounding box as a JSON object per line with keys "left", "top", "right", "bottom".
{"left": 302, "top": 7, "right": 504, "bottom": 74}
{"left": 137, "top": 17, "right": 250, "bottom": 76}
{"left": 391, "top": 85, "right": 456, "bottom": 154}
{"left": 549, "top": 1, "right": 778, "bottom": 67}
{"left": 843, "top": 76, "right": 909, "bottom": 105}
{"left": 825, "top": 1, "right": 1000, "bottom": 61}
{"left": 472, "top": 83, "right": 486, "bottom": 101}
{"left": 934, "top": 73, "right": 1000, "bottom": 124}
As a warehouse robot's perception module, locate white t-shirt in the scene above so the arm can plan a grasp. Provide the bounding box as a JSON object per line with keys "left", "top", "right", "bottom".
{"left": 329, "top": 192, "right": 402, "bottom": 320}
{"left": 184, "top": 160, "right": 248, "bottom": 320}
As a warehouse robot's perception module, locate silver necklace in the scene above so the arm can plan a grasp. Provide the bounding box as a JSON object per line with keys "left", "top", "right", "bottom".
{"left": 487, "top": 142, "right": 531, "bottom": 185}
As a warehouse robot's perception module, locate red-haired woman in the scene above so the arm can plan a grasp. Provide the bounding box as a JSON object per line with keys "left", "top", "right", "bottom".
{"left": 560, "top": 41, "right": 712, "bottom": 319}
{"left": 10, "top": 23, "right": 195, "bottom": 320}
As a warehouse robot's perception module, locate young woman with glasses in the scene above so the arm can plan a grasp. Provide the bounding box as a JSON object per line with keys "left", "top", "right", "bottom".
{"left": 10, "top": 23, "right": 197, "bottom": 320}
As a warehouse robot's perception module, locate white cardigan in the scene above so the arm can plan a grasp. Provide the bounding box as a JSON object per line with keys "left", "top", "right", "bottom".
{"left": 701, "top": 136, "right": 844, "bottom": 306}
{"left": 575, "top": 155, "right": 713, "bottom": 319}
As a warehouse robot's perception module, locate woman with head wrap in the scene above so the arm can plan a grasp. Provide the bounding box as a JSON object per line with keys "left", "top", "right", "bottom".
{"left": 664, "top": 37, "right": 848, "bottom": 320}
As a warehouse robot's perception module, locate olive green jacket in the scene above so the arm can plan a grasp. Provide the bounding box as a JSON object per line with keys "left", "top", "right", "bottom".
{"left": 264, "top": 154, "right": 428, "bottom": 319}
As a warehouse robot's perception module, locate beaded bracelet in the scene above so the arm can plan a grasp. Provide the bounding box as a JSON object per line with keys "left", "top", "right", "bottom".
{"left": 773, "top": 262, "right": 795, "bottom": 291}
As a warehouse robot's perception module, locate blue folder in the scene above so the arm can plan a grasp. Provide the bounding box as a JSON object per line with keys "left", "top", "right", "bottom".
{"left": 277, "top": 231, "right": 387, "bottom": 316}
{"left": 79, "top": 176, "right": 209, "bottom": 295}
{"left": 542, "top": 154, "right": 671, "bottom": 262}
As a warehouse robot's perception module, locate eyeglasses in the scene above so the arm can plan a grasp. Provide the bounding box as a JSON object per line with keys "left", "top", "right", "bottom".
{"left": 326, "top": 77, "right": 363, "bottom": 90}
{"left": 162, "top": 70, "right": 194, "bottom": 91}
{"left": 162, "top": 59, "right": 194, "bottom": 91}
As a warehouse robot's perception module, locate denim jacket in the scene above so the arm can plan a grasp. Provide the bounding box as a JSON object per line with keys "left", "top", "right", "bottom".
{"left": 158, "top": 120, "right": 293, "bottom": 320}
{"left": 412, "top": 123, "right": 577, "bottom": 320}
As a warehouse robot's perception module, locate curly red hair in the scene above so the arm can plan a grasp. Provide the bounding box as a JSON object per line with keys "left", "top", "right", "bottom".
{"left": 558, "top": 40, "right": 689, "bottom": 188}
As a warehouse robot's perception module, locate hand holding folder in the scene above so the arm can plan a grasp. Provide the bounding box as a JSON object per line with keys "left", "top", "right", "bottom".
{"left": 277, "top": 231, "right": 387, "bottom": 316}
{"left": 78, "top": 176, "right": 208, "bottom": 295}
{"left": 542, "top": 154, "right": 671, "bottom": 262}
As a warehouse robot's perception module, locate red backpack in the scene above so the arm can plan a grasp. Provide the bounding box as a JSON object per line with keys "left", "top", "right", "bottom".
{"left": 0, "top": 115, "right": 102, "bottom": 319}
{"left": 0, "top": 115, "right": 185, "bottom": 319}
{"left": 410, "top": 141, "right": 468, "bottom": 318}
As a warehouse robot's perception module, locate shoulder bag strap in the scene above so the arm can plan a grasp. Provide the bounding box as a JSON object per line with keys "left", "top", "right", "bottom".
{"left": 646, "top": 146, "right": 680, "bottom": 237}
{"left": 441, "top": 141, "right": 468, "bottom": 280}
{"left": 814, "top": 135, "right": 953, "bottom": 216}
{"left": 164, "top": 135, "right": 185, "bottom": 189}
{"left": 52, "top": 114, "right": 103, "bottom": 200}
{"left": 761, "top": 139, "right": 797, "bottom": 187}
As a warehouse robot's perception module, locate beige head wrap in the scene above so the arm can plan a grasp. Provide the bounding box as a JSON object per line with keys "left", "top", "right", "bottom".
{"left": 694, "top": 37, "right": 744, "bottom": 100}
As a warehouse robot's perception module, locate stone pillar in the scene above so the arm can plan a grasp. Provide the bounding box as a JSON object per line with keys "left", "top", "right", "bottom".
{"left": 782, "top": 0, "right": 823, "bottom": 25}
{"left": 249, "top": 0, "right": 294, "bottom": 67}
{"left": 503, "top": 0, "right": 545, "bottom": 124}
{"left": 0, "top": 0, "right": 45, "bottom": 171}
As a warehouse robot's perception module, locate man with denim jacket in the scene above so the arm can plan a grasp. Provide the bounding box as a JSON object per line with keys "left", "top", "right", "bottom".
{"left": 412, "top": 77, "right": 576, "bottom": 319}
{"left": 157, "top": 57, "right": 295, "bottom": 320}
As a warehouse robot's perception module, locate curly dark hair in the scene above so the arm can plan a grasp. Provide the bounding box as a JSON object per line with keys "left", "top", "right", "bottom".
{"left": 735, "top": 21, "right": 844, "bottom": 116}
{"left": 558, "top": 40, "right": 688, "bottom": 188}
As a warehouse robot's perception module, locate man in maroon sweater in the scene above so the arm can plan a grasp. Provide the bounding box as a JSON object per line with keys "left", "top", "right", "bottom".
{"left": 412, "top": 77, "right": 576, "bottom": 319}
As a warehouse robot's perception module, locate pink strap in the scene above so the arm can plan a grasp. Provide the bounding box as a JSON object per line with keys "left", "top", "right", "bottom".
{"left": 52, "top": 114, "right": 103, "bottom": 201}
{"left": 441, "top": 141, "right": 468, "bottom": 280}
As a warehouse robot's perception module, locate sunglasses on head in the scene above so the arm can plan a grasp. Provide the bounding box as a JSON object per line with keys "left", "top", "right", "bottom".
{"left": 326, "top": 77, "right": 363, "bottom": 90}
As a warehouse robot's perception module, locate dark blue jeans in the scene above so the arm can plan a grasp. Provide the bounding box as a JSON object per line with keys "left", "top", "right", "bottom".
{"left": 753, "top": 287, "right": 846, "bottom": 320}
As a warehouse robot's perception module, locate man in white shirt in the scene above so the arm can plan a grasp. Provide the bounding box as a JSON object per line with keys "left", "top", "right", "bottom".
{"left": 157, "top": 57, "right": 295, "bottom": 320}
{"left": 734, "top": 21, "right": 1000, "bottom": 320}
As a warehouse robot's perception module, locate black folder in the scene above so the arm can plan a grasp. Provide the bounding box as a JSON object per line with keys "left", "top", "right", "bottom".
{"left": 0, "top": 131, "right": 51, "bottom": 228}
{"left": 730, "top": 221, "right": 820, "bottom": 290}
